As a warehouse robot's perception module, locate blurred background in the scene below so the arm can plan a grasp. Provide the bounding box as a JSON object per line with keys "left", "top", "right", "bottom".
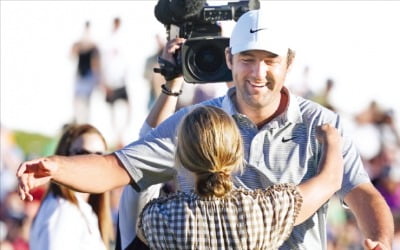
{"left": 1, "top": 1, "right": 399, "bottom": 249}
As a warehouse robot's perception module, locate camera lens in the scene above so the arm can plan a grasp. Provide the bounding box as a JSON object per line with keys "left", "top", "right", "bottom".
{"left": 182, "top": 37, "right": 232, "bottom": 83}
{"left": 194, "top": 45, "right": 224, "bottom": 73}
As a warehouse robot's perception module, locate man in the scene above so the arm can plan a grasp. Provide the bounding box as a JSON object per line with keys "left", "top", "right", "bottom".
{"left": 100, "top": 17, "right": 131, "bottom": 145}
{"left": 17, "top": 9, "right": 393, "bottom": 249}
{"left": 70, "top": 21, "right": 100, "bottom": 124}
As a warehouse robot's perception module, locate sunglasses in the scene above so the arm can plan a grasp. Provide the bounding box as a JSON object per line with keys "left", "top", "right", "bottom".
{"left": 69, "top": 148, "right": 104, "bottom": 156}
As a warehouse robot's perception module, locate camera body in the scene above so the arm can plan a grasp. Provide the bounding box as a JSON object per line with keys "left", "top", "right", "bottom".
{"left": 155, "top": 0, "right": 253, "bottom": 83}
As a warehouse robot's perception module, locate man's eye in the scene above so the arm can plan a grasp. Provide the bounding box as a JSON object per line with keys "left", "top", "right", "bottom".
{"left": 242, "top": 58, "right": 254, "bottom": 63}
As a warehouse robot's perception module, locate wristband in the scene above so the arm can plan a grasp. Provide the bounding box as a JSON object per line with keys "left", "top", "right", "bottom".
{"left": 161, "top": 84, "right": 182, "bottom": 96}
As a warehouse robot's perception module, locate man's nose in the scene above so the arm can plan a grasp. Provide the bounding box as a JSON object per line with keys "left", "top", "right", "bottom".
{"left": 253, "top": 60, "right": 268, "bottom": 79}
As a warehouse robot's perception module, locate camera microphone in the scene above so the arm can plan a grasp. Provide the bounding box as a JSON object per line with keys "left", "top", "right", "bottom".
{"left": 154, "top": 0, "right": 255, "bottom": 83}
{"left": 249, "top": 0, "right": 260, "bottom": 11}
{"left": 154, "top": 0, "right": 206, "bottom": 25}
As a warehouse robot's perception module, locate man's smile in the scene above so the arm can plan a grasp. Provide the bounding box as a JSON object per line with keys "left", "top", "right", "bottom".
{"left": 247, "top": 80, "right": 268, "bottom": 88}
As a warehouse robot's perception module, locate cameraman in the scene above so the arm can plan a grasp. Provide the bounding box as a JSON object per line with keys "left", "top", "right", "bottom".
{"left": 17, "top": 9, "right": 393, "bottom": 250}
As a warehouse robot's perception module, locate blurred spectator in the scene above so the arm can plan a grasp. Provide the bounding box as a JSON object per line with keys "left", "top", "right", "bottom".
{"left": 143, "top": 34, "right": 166, "bottom": 109}
{"left": 29, "top": 124, "right": 114, "bottom": 250}
{"left": 0, "top": 126, "right": 32, "bottom": 249}
{"left": 354, "top": 101, "right": 400, "bottom": 178}
{"left": 355, "top": 100, "right": 388, "bottom": 125}
{"left": 372, "top": 166, "right": 400, "bottom": 214}
{"left": 336, "top": 212, "right": 363, "bottom": 250}
{"left": 99, "top": 17, "right": 131, "bottom": 145}
{"left": 0, "top": 125, "right": 24, "bottom": 202}
{"left": 70, "top": 21, "right": 100, "bottom": 124}
{"left": 0, "top": 189, "right": 42, "bottom": 250}
{"left": 0, "top": 220, "right": 13, "bottom": 250}
{"left": 326, "top": 200, "right": 364, "bottom": 250}
{"left": 311, "top": 78, "right": 336, "bottom": 112}
{"left": 355, "top": 100, "right": 400, "bottom": 149}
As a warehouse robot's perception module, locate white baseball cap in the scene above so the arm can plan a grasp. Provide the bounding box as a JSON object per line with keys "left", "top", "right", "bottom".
{"left": 230, "top": 9, "right": 289, "bottom": 56}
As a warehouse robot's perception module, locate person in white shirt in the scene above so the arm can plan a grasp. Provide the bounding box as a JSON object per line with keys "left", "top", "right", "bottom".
{"left": 29, "top": 124, "right": 114, "bottom": 250}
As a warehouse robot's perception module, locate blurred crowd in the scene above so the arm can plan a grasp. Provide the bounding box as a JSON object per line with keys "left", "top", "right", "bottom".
{"left": 1, "top": 17, "right": 400, "bottom": 250}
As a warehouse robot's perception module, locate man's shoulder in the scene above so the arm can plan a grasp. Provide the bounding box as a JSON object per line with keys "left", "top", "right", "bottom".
{"left": 295, "top": 95, "right": 338, "bottom": 121}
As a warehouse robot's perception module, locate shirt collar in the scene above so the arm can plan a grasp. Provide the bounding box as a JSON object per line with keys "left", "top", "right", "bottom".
{"left": 221, "top": 87, "right": 239, "bottom": 116}
{"left": 275, "top": 87, "right": 303, "bottom": 126}
{"left": 221, "top": 86, "right": 303, "bottom": 128}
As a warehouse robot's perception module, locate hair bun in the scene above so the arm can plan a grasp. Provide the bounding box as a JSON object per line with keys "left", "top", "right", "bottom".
{"left": 213, "top": 171, "right": 230, "bottom": 179}
{"left": 196, "top": 170, "right": 232, "bottom": 197}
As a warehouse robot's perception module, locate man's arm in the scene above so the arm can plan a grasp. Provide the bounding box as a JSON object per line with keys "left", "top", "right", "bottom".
{"left": 145, "top": 77, "right": 183, "bottom": 128}
{"left": 145, "top": 38, "right": 186, "bottom": 128}
{"left": 17, "top": 38, "right": 187, "bottom": 203}
{"left": 17, "top": 153, "right": 131, "bottom": 201}
{"left": 344, "top": 183, "right": 394, "bottom": 250}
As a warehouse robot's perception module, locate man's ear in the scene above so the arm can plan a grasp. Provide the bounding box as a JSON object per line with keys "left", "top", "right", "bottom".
{"left": 286, "top": 49, "right": 296, "bottom": 71}
{"left": 225, "top": 48, "right": 233, "bottom": 70}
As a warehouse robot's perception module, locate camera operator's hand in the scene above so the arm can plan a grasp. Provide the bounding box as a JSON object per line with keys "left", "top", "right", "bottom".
{"left": 155, "top": 38, "right": 185, "bottom": 82}
{"left": 146, "top": 39, "right": 185, "bottom": 128}
{"left": 163, "top": 38, "right": 185, "bottom": 92}
{"left": 161, "top": 38, "right": 186, "bottom": 65}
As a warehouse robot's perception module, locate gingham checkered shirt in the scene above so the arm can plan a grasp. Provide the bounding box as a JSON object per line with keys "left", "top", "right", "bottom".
{"left": 138, "top": 184, "right": 302, "bottom": 250}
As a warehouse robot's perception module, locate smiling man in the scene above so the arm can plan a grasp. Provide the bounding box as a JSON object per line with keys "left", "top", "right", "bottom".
{"left": 17, "top": 9, "right": 393, "bottom": 250}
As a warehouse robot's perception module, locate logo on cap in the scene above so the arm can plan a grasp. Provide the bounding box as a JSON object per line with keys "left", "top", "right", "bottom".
{"left": 250, "top": 28, "right": 267, "bottom": 33}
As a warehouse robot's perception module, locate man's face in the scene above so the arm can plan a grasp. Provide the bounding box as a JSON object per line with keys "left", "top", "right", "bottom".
{"left": 226, "top": 49, "right": 290, "bottom": 112}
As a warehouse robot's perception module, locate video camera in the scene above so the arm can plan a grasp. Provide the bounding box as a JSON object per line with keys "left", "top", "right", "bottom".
{"left": 154, "top": 0, "right": 259, "bottom": 83}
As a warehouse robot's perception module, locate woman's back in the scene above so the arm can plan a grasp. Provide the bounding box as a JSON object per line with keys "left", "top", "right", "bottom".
{"left": 139, "top": 185, "right": 301, "bottom": 250}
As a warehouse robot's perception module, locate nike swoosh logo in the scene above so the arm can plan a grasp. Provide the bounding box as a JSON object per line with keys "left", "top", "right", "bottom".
{"left": 282, "top": 137, "right": 297, "bottom": 143}
{"left": 250, "top": 28, "right": 267, "bottom": 33}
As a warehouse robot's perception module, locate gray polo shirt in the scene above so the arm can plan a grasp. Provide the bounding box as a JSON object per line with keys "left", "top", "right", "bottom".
{"left": 115, "top": 87, "right": 370, "bottom": 250}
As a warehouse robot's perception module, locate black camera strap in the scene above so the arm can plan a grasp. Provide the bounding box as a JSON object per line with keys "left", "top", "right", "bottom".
{"left": 154, "top": 56, "right": 182, "bottom": 81}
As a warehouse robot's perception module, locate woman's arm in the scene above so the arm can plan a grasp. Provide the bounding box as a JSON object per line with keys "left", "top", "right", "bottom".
{"left": 295, "top": 124, "right": 343, "bottom": 225}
